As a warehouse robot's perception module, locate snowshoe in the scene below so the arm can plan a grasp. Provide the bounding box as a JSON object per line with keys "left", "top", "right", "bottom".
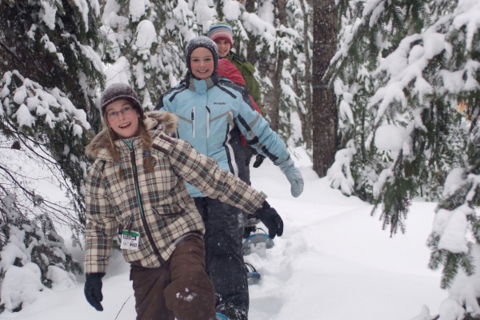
{"left": 242, "top": 229, "right": 274, "bottom": 256}
{"left": 244, "top": 262, "right": 261, "bottom": 285}
{"left": 216, "top": 312, "right": 230, "bottom": 320}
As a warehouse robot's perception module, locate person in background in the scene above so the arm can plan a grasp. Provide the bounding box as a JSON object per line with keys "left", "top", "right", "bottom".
{"left": 209, "top": 22, "right": 268, "bottom": 236}
{"left": 207, "top": 22, "right": 262, "bottom": 113}
{"left": 83, "top": 83, "right": 284, "bottom": 320}
{"left": 216, "top": 58, "right": 263, "bottom": 237}
{"left": 156, "top": 36, "right": 304, "bottom": 320}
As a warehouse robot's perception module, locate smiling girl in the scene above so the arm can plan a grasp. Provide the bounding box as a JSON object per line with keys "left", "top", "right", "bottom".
{"left": 83, "top": 83, "right": 284, "bottom": 320}
{"left": 156, "top": 36, "right": 304, "bottom": 320}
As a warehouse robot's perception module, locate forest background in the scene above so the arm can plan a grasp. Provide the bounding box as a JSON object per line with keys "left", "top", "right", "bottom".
{"left": 0, "top": 0, "right": 479, "bottom": 318}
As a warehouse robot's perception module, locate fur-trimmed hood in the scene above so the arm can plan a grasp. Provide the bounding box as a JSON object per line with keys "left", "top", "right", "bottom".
{"left": 85, "top": 110, "right": 178, "bottom": 159}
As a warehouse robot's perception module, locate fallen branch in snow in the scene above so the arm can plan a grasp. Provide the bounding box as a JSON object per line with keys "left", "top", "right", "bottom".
{"left": 114, "top": 295, "right": 132, "bottom": 320}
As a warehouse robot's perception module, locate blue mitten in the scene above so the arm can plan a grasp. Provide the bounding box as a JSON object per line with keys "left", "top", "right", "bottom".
{"left": 278, "top": 157, "right": 304, "bottom": 197}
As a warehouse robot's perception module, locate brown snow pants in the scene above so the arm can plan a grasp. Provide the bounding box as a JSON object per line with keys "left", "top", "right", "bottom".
{"left": 130, "top": 235, "right": 217, "bottom": 320}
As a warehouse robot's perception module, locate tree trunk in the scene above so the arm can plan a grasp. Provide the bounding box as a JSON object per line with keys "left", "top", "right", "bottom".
{"left": 244, "top": 0, "right": 257, "bottom": 64}
{"left": 299, "top": 0, "right": 313, "bottom": 149}
{"left": 263, "top": 59, "right": 280, "bottom": 132}
{"left": 265, "top": 0, "right": 287, "bottom": 132}
{"left": 312, "top": 0, "right": 337, "bottom": 177}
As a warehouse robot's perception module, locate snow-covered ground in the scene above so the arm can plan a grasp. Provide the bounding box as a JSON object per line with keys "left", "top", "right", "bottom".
{"left": 0, "top": 147, "right": 447, "bottom": 320}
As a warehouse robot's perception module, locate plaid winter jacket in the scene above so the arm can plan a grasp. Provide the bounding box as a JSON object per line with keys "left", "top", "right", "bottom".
{"left": 84, "top": 111, "right": 266, "bottom": 273}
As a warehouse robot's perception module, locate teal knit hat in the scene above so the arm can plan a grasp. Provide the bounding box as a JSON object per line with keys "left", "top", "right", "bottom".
{"left": 207, "top": 22, "right": 233, "bottom": 46}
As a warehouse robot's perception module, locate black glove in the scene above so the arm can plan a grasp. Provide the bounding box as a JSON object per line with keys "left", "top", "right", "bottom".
{"left": 254, "top": 201, "right": 283, "bottom": 239}
{"left": 253, "top": 154, "right": 266, "bottom": 168}
{"left": 84, "top": 273, "right": 105, "bottom": 311}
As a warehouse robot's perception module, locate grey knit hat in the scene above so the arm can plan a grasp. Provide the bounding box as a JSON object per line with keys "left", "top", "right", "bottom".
{"left": 101, "top": 83, "right": 143, "bottom": 118}
{"left": 185, "top": 36, "right": 219, "bottom": 74}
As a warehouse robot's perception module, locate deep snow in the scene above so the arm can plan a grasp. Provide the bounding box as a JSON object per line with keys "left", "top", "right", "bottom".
{"left": 0, "top": 147, "right": 448, "bottom": 320}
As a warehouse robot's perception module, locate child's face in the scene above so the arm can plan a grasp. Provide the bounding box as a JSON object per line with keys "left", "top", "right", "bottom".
{"left": 106, "top": 99, "right": 140, "bottom": 139}
{"left": 190, "top": 47, "right": 215, "bottom": 79}
{"left": 215, "top": 39, "right": 231, "bottom": 58}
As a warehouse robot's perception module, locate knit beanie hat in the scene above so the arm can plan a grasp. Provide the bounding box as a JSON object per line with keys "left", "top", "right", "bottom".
{"left": 207, "top": 22, "right": 233, "bottom": 47}
{"left": 185, "top": 36, "right": 219, "bottom": 73}
{"left": 100, "top": 83, "right": 143, "bottom": 118}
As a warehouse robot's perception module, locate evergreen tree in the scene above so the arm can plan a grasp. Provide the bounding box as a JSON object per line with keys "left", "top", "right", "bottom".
{"left": 0, "top": 0, "right": 105, "bottom": 131}
{"left": 0, "top": 0, "right": 105, "bottom": 221}
{"left": 297, "top": 0, "right": 314, "bottom": 149}
{"left": 247, "top": 0, "right": 309, "bottom": 142}
{"left": 0, "top": 0, "right": 105, "bottom": 310}
{"left": 0, "top": 193, "right": 82, "bottom": 313}
{"left": 328, "top": 0, "right": 480, "bottom": 317}
{"left": 100, "top": 0, "right": 192, "bottom": 109}
{"left": 100, "top": 0, "right": 311, "bottom": 144}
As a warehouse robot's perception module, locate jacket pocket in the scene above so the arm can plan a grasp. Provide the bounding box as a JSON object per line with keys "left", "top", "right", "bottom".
{"left": 152, "top": 204, "right": 183, "bottom": 217}
{"left": 152, "top": 204, "right": 184, "bottom": 228}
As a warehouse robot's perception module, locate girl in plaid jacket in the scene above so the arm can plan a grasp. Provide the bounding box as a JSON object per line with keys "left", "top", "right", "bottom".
{"left": 83, "top": 83, "right": 283, "bottom": 320}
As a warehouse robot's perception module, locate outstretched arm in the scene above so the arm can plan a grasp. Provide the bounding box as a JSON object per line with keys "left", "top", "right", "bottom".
{"left": 232, "top": 94, "right": 304, "bottom": 197}
{"left": 169, "top": 138, "right": 266, "bottom": 213}
{"left": 169, "top": 137, "right": 284, "bottom": 237}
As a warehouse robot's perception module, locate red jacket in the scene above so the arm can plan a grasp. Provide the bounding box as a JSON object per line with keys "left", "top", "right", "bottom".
{"left": 217, "top": 59, "right": 262, "bottom": 146}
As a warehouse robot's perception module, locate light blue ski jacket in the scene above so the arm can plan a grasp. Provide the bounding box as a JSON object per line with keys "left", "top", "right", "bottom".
{"left": 156, "top": 74, "right": 290, "bottom": 198}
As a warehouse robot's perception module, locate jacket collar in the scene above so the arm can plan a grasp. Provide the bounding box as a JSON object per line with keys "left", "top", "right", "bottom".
{"left": 184, "top": 72, "right": 219, "bottom": 93}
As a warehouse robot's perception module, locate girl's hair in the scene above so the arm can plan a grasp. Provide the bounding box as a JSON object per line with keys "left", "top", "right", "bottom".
{"left": 102, "top": 104, "right": 155, "bottom": 179}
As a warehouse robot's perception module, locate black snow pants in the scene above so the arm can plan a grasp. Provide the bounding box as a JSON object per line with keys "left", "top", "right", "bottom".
{"left": 194, "top": 197, "right": 248, "bottom": 320}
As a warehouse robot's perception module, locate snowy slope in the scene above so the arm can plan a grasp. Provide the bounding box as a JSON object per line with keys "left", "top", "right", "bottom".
{"left": 0, "top": 147, "right": 447, "bottom": 320}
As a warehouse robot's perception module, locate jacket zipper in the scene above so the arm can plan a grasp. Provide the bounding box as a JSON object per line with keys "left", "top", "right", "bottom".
{"left": 206, "top": 106, "right": 210, "bottom": 138}
{"left": 191, "top": 106, "right": 195, "bottom": 138}
{"left": 126, "top": 141, "right": 165, "bottom": 264}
